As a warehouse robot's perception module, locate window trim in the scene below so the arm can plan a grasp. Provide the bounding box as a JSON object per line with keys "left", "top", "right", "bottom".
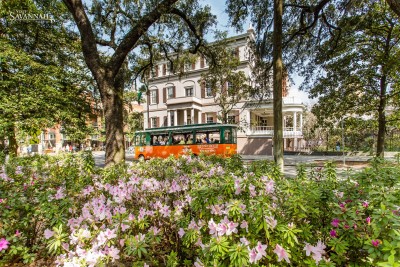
{"left": 185, "top": 86, "right": 194, "bottom": 97}
{"left": 150, "top": 90, "right": 157, "bottom": 104}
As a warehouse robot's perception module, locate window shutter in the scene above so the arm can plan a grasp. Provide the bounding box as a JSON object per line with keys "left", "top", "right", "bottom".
{"left": 147, "top": 90, "right": 150, "bottom": 104}
{"left": 201, "top": 81, "right": 205, "bottom": 98}
{"left": 163, "top": 88, "right": 166, "bottom": 103}
{"left": 156, "top": 90, "right": 159, "bottom": 104}
{"left": 148, "top": 118, "right": 151, "bottom": 129}
{"left": 163, "top": 116, "right": 167, "bottom": 127}
{"left": 235, "top": 47, "right": 240, "bottom": 59}
{"left": 212, "top": 112, "right": 217, "bottom": 123}
{"left": 202, "top": 113, "right": 206, "bottom": 123}
{"left": 155, "top": 66, "right": 158, "bottom": 77}
{"left": 235, "top": 110, "right": 240, "bottom": 123}
{"left": 192, "top": 62, "right": 196, "bottom": 70}
{"left": 156, "top": 117, "right": 160, "bottom": 128}
{"left": 200, "top": 56, "right": 205, "bottom": 68}
{"left": 163, "top": 64, "right": 167, "bottom": 76}
{"left": 173, "top": 86, "right": 176, "bottom": 98}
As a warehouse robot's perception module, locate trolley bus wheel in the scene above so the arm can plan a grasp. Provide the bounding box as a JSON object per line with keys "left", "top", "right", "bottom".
{"left": 138, "top": 155, "right": 145, "bottom": 161}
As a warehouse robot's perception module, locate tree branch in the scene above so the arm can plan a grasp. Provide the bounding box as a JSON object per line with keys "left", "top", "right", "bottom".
{"left": 62, "top": 0, "right": 102, "bottom": 78}
{"left": 283, "top": 0, "right": 339, "bottom": 48}
{"left": 386, "top": 0, "right": 400, "bottom": 19}
{"left": 108, "top": 0, "right": 179, "bottom": 77}
{"left": 169, "top": 8, "right": 204, "bottom": 54}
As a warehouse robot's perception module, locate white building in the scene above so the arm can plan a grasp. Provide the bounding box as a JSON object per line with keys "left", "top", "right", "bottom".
{"left": 145, "top": 29, "right": 305, "bottom": 155}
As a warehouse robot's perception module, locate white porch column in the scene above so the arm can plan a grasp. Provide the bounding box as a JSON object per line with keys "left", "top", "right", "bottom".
{"left": 190, "top": 109, "right": 194, "bottom": 125}
{"left": 294, "top": 112, "right": 298, "bottom": 150}
{"left": 184, "top": 109, "right": 188, "bottom": 125}
{"left": 300, "top": 113, "right": 303, "bottom": 129}
{"left": 167, "top": 110, "right": 171, "bottom": 126}
{"left": 173, "top": 110, "right": 178, "bottom": 126}
{"left": 198, "top": 110, "right": 202, "bottom": 124}
{"left": 246, "top": 110, "right": 251, "bottom": 134}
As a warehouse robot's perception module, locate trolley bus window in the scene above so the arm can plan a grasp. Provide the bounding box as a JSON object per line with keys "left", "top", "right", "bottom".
{"left": 195, "top": 130, "right": 220, "bottom": 144}
{"left": 135, "top": 134, "right": 146, "bottom": 146}
{"left": 224, "top": 129, "right": 231, "bottom": 144}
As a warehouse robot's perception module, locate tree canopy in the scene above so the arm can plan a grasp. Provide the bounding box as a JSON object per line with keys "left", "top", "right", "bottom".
{"left": 302, "top": 0, "right": 400, "bottom": 156}
{"left": 0, "top": 0, "right": 93, "bottom": 155}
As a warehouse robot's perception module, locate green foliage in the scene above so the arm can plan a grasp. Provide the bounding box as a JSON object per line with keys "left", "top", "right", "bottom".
{"left": 1, "top": 154, "right": 399, "bottom": 266}
{"left": 0, "top": 0, "right": 94, "bottom": 153}
{"left": 302, "top": 1, "right": 400, "bottom": 155}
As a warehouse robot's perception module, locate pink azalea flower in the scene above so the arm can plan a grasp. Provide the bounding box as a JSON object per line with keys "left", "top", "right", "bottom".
{"left": 217, "top": 223, "right": 228, "bottom": 236}
{"left": 178, "top": 228, "right": 185, "bottom": 238}
{"left": 240, "top": 220, "right": 248, "bottom": 232}
{"left": 15, "top": 230, "right": 21, "bottom": 237}
{"left": 371, "top": 239, "right": 380, "bottom": 247}
{"left": 255, "top": 241, "right": 267, "bottom": 258}
{"left": 273, "top": 244, "right": 290, "bottom": 263}
{"left": 362, "top": 201, "right": 369, "bottom": 208}
{"left": 226, "top": 221, "right": 238, "bottom": 235}
{"left": 120, "top": 224, "right": 130, "bottom": 232}
{"left": 249, "top": 248, "right": 261, "bottom": 263}
{"left": 265, "top": 180, "right": 275, "bottom": 194}
{"left": 304, "top": 241, "right": 326, "bottom": 264}
{"left": 208, "top": 219, "right": 218, "bottom": 236}
{"left": 44, "top": 229, "right": 54, "bottom": 239}
{"left": 107, "top": 246, "right": 120, "bottom": 261}
{"left": 249, "top": 184, "right": 257, "bottom": 197}
{"left": 331, "top": 218, "right": 340, "bottom": 227}
{"left": 0, "top": 238, "right": 10, "bottom": 251}
{"left": 240, "top": 237, "right": 249, "bottom": 246}
{"left": 330, "top": 230, "right": 337, "bottom": 238}
{"left": 265, "top": 216, "right": 277, "bottom": 229}
{"left": 304, "top": 243, "right": 314, "bottom": 256}
{"left": 366, "top": 217, "right": 371, "bottom": 225}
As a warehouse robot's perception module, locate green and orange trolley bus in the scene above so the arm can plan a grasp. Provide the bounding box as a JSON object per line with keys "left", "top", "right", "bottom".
{"left": 133, "top": 123, "right": 238, "bottom": 160}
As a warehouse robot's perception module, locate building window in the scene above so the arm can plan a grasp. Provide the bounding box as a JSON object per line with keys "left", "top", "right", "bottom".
{"left": 206, "top": 82, "right": 213, "bottom": 97}
{"left": 150, "top": 90, "right": 157, "bottom": 104}
{"left": 228, "top": 115, "right": 236, "bottom": 124}
{"left": 151, "top": 117, "right": 157, "bottom": 128}
{"left": 206, "top": 115, "right": 214, "bottom": 123}
{"left": 185, "top": 87, "right": 194, "bottom": 97}
{"left": 167, "top": 87, "right": 174, "bottom": 99}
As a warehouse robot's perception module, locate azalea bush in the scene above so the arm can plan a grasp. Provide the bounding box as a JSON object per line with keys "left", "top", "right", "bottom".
{"left": 0, "top": 153, "right": 399, "bottom": 266}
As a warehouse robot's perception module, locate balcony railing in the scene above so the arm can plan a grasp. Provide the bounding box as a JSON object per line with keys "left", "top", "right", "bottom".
{"left": 248, "top": 126, "right": 303, "bottom": 137}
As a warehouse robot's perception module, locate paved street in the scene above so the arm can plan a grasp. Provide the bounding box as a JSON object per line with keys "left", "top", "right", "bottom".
{"left": 92, "top": 151, "right": 385, "bottom": 178}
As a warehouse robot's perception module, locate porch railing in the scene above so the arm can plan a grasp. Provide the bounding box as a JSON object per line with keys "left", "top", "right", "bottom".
{"left": 248, "top": 126, "right": 303, "bottom": 137}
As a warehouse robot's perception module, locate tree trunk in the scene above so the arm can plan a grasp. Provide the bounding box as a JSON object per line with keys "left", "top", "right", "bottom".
{"left": 376, "top": 75, "right": 387, "bottom": 158}
{"left": 100, "top": 81, "right": 125, "bottom": 166}
{"left": 8, "top": 125, "right": 18, "bottom": 157}
{"left": 273, "top": 0, "right": 284, "bottom": 171}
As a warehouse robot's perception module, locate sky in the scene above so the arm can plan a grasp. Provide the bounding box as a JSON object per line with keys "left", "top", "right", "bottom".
{"left": 201, "top": 0, "right": 314, "bottom": 106}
